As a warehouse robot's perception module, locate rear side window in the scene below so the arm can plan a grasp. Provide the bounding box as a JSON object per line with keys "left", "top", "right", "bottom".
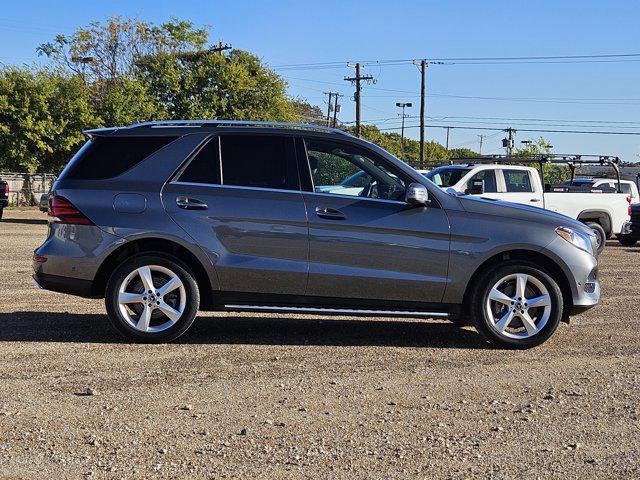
{"left": 66, "top": 136, "right": 176, "bottom": 180}
{"left": 503, "top": 169, "right": 533, "bottom": 193}
{"left": 220, "top": 135, "right": 298, "bottom": 190}
{"left": 466, "top": 170, "right": 498, "bottom": 193}
{"left": 178, "top": 138, "right": 221, "bottom": 184}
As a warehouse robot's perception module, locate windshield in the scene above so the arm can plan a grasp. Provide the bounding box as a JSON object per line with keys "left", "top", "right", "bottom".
{"left": 424, "top": 167, "right": 471, "bottom": 187}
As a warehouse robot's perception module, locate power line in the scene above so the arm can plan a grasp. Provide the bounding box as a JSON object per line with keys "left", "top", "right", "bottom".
{"left": 283, "top": 76, "right": 640, "bottom": 105}
{"left": 377, "top": 124, "right": 640, "bottom": 135}
{"left": 271, "top": 53, "right": 640, "bottom": 70}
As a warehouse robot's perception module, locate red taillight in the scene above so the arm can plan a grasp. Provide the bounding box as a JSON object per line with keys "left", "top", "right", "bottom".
{"left": 629, "top": 205, "right": 633, "bottom": 217}
{"left": 33, "top": 255, "right": 48, "bottom": 263}
{"left": 48, "top": 195, "right": 94, "bottom": 225}
{"left": 3, "top": 183, "right": 8, "bottom": 196}
{"left": 627, "top": 196, "right": 632, "bottom": 204}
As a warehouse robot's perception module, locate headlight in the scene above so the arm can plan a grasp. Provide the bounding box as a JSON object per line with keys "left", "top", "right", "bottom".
{"left": 555, "top": 226, "right": 593, "bottom": 255}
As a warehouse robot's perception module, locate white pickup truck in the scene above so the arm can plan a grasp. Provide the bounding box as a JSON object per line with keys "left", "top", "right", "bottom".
{"left": 423, "top": 163, "right": 630, "bottom": 252}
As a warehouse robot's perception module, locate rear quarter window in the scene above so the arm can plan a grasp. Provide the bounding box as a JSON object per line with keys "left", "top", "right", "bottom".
{"left": 65, "top": 136, "right": 177, "bottom": 180}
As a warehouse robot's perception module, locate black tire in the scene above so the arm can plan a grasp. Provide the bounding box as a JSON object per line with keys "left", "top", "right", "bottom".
{"left": 585, "top": 222, "right": 606, "bottom": 254}
{"left": 0, "top": 207, "right": 3, "bottom": 221}
{"left": 617, "top": 234, "right": 638, "bottom": 247}
{"left": 469, "top": 261, "right": 564, "bottom": 349}
{"left": 105, "top": 254, "right": 200, "bottom": 343}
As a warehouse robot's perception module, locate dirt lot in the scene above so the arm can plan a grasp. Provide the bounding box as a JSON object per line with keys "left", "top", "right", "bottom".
{"left": 0, "top": 208, "right": 639, "bottom": 479}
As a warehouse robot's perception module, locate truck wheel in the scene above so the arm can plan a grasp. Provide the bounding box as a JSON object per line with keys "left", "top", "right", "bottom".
{"left": 469, "top": 261, "right": 563, "bottom": 349}
{"left": 105, "top": 254, "right": 200, "bottom": 343}
{"left": 585, "top": 222, "right": 606, "bottom": 253}
{"left": 617, "top": 234, "right": 638, "bottom": 247}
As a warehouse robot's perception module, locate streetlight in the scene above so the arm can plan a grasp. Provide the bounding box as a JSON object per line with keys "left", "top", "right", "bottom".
{"left": 396, "top": 102, "right": 413, "bottom": 159}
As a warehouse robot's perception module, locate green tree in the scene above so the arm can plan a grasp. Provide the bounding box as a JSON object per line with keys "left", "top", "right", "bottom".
{"left": 37, "top": 16, "right": 209, "bottom": 82}
{"left": 135, "top": 49, "right": 296, "bottom": 121}
{"left": 0, "top": 68, "right": 97, "bottom": 172}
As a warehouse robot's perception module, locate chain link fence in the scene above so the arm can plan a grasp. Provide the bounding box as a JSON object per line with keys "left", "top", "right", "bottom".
{"left": 0, "top": 173, "right": 57, "bottom": 206}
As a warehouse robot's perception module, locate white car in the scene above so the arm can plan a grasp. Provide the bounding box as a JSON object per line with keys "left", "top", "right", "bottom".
{"left": 424, "top": 164, "right": 630, "bottom": 252}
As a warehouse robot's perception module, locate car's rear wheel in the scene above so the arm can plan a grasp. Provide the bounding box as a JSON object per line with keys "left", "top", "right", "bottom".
{"left": 0, "top": 207, "right": 3, "bottom": 221}
{"left": 585, "top": 222, "right": 606, "bottom": 253}
{"left": 105, "top": 254, "right": 200, "bottom": 343}
{"left": 470, "top": 262, "right": 563, "bottom": 349}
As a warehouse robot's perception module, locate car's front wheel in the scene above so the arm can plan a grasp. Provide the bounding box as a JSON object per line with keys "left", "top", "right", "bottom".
{"left": 105, "top": 254, "right": 200, "bottom": 343}
{"left": 470, "top": 262, "right": 563, "bottom": 349}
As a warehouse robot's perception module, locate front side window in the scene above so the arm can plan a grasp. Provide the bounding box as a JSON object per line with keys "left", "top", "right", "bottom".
{"left": 305, "top": 139, "right": 407, "bottom": 200}
{"left": 220, "top": 135, "right": 298, "bottom": 190}
{"left": 466, "top": 170, "right": 498, "bottom": 193}
{"left": 503, "top": 169, "right": 533, "bottom": 193}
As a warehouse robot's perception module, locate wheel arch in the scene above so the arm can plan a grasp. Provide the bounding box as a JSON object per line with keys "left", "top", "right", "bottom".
{"left": 461, "top": 249, "right": 573, "bottom": 321}
{"left": 92, "top": 237, "right": 216, "bottom": 309}
{"left": 577, "top": 210, "right": 612, "bottom": 236}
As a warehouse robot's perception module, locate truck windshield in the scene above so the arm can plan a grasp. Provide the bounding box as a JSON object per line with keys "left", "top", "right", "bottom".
{"left": 424, "top": 167, "right": 471, "bottom": 187}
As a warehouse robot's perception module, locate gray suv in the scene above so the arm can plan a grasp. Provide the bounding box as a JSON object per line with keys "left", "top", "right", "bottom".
{"left": 33, "top": 120, "right": 600, "bottom": 348}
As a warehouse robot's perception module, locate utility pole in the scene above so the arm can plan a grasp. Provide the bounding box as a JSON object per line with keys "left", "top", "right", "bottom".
{"left": 395, "top": 102, "right": 413, "bottom": 159}
{"left": 324, "top": 92, "right": 334, "bottom": 126}
{"left": 445, "top": 127, "right": 451, "bottom": 151}
{"left": 345, "top": 63, "right": 375, "bottom": 137}
{"left": 332, "top": 93, "right": 342, "bottom": 127}
{"left": 413, "top": 60, "right": 427, "bottom": 168}
{"left": 478, "top": 134, "right": 485, "bottom": 155}
{"left": 503, "top": 127, "right": 516, "bottom": 157}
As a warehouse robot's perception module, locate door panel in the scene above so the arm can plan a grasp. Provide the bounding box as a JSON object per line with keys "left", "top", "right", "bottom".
{"left": 304, "top": 193, "right": 450, "bottom": 303}
{"left": 164, "top": 183, "right": 309, "bottom": 294}
{"left": 501, "top": 169, "right": 543, "bottom": 205}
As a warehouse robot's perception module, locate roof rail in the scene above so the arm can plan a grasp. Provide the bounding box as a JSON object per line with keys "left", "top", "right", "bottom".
{"left": 125, "top": 119, "right": 352, "bottom": 136}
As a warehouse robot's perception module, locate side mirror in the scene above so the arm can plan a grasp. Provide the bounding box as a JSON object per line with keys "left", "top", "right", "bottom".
{"left": 405, "top": 183, "right": 429, "bottom": 206}
{"left": 465, "top": 179, "right": 485, "bottom": 195}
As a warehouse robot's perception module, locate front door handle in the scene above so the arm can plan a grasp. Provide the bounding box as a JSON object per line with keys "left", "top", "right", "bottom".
{"left": 315, "top": 206, "right": 346, "bottom": 220}
{"left": 176, "top": 195, "right": 208, "bottom": 210}
{"left": 530, "top": 198, "right": 541, "bottom": 203}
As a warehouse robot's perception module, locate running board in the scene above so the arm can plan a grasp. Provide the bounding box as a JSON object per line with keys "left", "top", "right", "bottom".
{"left": 223, "top": 304, "right": 449, "bottom": 318}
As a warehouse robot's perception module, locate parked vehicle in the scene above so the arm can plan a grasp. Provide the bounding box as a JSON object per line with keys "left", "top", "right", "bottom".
{"left": 33, "top": 120, "right": 600, "bottom": 348}
{"left": 0, "top": 178, "right": 8, "bottom": 220}
{"left": 39, "top": 193, "right": 49, "bottom": 213}
{"left": 560, "top": 177, "right": 639, "bottom": 204}
{"left": 618, "top": 203, "right": 640, "bottom": 246}
{"left": 424, "top": 160, "right": 630, "bottom": 253}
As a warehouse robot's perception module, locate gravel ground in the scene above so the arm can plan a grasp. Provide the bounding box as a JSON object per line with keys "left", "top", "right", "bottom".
{"left": 0, "top": 208, "right": 639, "bottom": 479}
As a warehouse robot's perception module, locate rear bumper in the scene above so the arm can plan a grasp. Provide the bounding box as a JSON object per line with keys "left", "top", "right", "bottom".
{"left": 620, "top": 220, "right": 640, "bottom": 238}
{"left": 32, "top": 272, "right": 96, "bottom": 298}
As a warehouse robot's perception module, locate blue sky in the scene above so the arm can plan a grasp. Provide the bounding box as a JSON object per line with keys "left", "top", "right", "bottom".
{"left": 2, "top": 0, "right": 640, "bottom": 159}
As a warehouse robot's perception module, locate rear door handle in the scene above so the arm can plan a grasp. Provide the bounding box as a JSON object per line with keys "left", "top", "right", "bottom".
{"left": 176, "top": 195, "right": 208, "bottom": 210}
{"left": 315, "top": 206, "right": 346, "bottom": 220}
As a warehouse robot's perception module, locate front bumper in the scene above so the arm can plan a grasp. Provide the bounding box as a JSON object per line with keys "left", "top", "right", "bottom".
{"left": 543, "top": 236, "right": 600, "bottom": 315}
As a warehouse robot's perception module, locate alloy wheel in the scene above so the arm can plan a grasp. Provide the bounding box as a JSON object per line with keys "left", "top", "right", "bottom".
{"left": 485, "top": 273, "right": 552, "bottom": 340}
{"left": 117, "top": 265, "right": 186, "bottom": 333}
